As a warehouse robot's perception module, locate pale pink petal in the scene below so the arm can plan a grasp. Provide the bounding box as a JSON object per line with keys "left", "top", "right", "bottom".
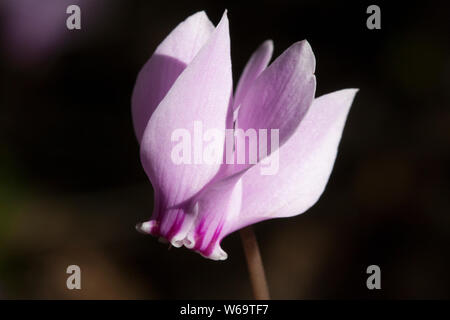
{"left": 131, "top": 11, "right": 214, "bottom": 142}
{"left": 137, "top": 173, "right": 242, "bottom": 261}
{"left": 233, "top": 40, "right": 273, "bottom": 111}
{"left": 183, "top": 174, "right": 243, "bottom": 260}
{"left": 229, "top": 89, "right": 358, "bottom": 232}
{"left": 139, "top": 12, "right": 233, "bottom": 238}
{"left": 234, "top": 40, "right": 316, "bottom": 167}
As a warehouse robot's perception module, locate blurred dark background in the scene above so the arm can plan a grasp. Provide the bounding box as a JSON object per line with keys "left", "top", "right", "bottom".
{"left": 0, "top": 0, "right": 449, "bottom": 299}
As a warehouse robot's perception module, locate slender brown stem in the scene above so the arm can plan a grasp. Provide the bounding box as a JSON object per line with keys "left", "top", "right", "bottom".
{"left": 240, "top": 226, "right": 270, "bottom": 300}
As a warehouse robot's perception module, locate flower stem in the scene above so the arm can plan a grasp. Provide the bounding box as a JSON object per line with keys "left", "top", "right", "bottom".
{"left": 240, "top": 226, "right": 270, "bottom": 300}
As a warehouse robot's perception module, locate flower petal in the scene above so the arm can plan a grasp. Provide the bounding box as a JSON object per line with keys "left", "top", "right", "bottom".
{"left": 184, "top": 174, "right": 243, "bottom": 260}
{"left": 235, "top": 40, "right": 316, "bottom": 166}
{"left": 139, "top": 12, "right": 233, "bottom": 237}
{"left": 230, "top": 89, "right": 358, "bottom": 232}
{"left": 233, "top": 40, "right": 273, "bottom": 111}
{"left": 131, "top": 11, "right": 214, "bottom": 142}
{"left": 137, "top": 172, "right": 242, "bottom": 261}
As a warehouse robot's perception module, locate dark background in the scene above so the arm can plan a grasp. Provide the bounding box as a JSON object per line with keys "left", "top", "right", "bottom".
{"left": 0, "top": 0, "right": 449, "bottom": 299}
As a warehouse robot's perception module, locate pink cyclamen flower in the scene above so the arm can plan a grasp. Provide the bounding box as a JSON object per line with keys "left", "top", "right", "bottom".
{"left": 132, "top": 11, "right": 358, "bottom": 260}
